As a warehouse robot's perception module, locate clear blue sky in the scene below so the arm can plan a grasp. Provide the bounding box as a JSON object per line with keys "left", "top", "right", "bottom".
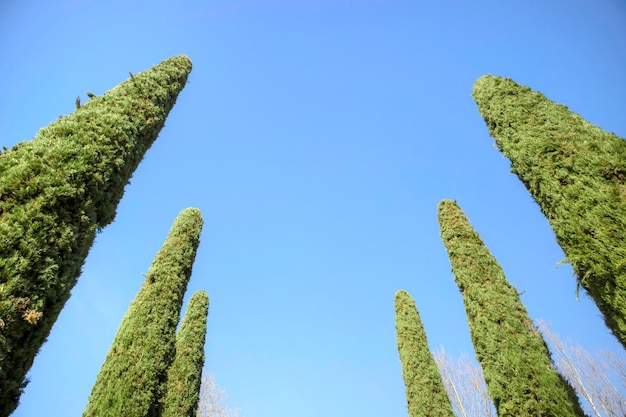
{"left": 1, "top": 1, "right": 625, "bottom": 416}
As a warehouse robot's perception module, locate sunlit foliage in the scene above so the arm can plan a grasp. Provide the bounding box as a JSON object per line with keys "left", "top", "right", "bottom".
{"left": 438, "top": 200, "right": 585, "bottom": 417}
{"left": 473, "top": 75, "right": 626, "bottom": 348}
{"left": 394, "top": 290, "right": 455, "bottom": 417}
{"left": 161, "top": 290, "right": 209, "bottom": 417}
{"left": 0, "top": 55, "right": 192, "bottom": 416}
{"left": 83, "top": 208, "right": 203, "bottom": 417}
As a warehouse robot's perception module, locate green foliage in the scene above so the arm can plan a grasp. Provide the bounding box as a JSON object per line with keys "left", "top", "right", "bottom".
{"left": 438, "top": 199, "right": 585, "bottom": 417}
{"left": 160, "top": 290, "right": 209, "bottom": 417}
{"left": 472, "top": 75, "right": 626, "bottom": 348}
{"left": 394, "top": 290, "right": 455, "bottom": 417}
{"left": 83, "top": 208, "right": 203, "bottom": 417}
{"left": 0, "top": 55, "right": 192, "bottom": 416}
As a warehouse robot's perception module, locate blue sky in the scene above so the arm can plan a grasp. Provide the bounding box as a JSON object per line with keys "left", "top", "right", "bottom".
{"left": 1, "top": 1, "right": 625, "bottom": 416}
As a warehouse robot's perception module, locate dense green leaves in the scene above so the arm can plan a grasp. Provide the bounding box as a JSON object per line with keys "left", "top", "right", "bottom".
{"left": 161, "top": 290, "right": 209, "bottom": 417}
{"left": 472, "top": 75, "right": 626, "bottom": 348}
{"left": 394, "top": 290, "right": 455, "bottom": 417}
{"left": 83, "top": 208, "right": 203, "bottom": 417}
{"left": 0, "top": 55, "right": 192, "bottom": 416}
{"left": 438, "top": 199, "right": 585, "bottom": 417}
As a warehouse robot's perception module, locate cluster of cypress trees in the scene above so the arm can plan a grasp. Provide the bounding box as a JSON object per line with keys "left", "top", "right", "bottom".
{"left": 395, "top": 77, "right": 624, "bottom": 416}
{"left": 395, "top": 199, "right": 586, "bottom": 417}
{"left": 1, "top": 49, "right": 622, "bottom": 417}
{"left": 0, "top": 55, "right": 212, "bottom": 417}
{"left": 83, "top": 208, "right": 207, "bottom": 417}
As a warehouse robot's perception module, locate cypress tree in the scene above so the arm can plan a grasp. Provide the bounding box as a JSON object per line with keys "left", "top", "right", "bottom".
{"left": 0, "top": 55, "right": 192, "bottom": 415}
{"left": 438, "top": 199, "right": 585, "bottom": 417}
{"left": 472, "top": 75, "right": 626, "bottom": 348}
{"left": 394, "top": 290, "right": 455, "bottom": 417}
{"left": 160, "top": 290, "right": 209, "bottom": 417}
{"left": 83, "top": 208, "right": 203, "bottom": 417}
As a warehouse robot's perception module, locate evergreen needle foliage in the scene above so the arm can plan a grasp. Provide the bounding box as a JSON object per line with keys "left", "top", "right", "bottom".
{"left": 394, "top": 290, "right": 455, "bottom": 417}
{"left": 472, "top": 75, "right": 626, "bottom": 348}
{"left": 0, "top": 55, "right": 192, "bottom": 416}
{"left": 83, "top": 208, "right": 203, "bottom": 417}
{"left": 161, "top": 290, "right": 209, "bottom": 417}
{"left": 438, "top": 200, "right": 585, "bottom": 417}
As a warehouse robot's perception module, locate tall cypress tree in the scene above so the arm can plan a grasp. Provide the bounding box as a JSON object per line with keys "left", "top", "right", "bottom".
{"left": 394, "top": 290, "right": 455, "bottom": 417}
{"left": 83, "top": 208, "right": 203, "bottom": 417}
{"left": 472, "top": 75, "right": 626, "bottom": 348}
{"left": 438, "top": 199, "right": 585, "bottom": 417}
{"left": 0, "top": 55, "right": 192, "bottom": 415}
{"left": 160, "top": 290, "right": 209, "bottom": 417}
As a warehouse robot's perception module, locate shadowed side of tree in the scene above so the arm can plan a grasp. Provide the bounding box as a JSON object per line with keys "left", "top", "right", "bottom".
{"left": 83, "top": 208, "right": 203, "bottom": 417}
{"left": 0, "top": 55, "right": 192, "bottom": 416}
{"left": 438, "top": 199, "right": 585, "bottom": 417}
{"left": 394, "top": 290, "right": 455, "bottom": 417}
{"left": 472, "top": 75, "right": 626, "bottom": 348}
{"left": 161, "top": 290, "right": 209, "bottom": 417}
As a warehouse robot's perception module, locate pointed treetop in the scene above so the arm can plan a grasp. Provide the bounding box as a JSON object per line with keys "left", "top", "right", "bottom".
{"left": 471, "top": 74, "right": 626, "bottom": 348}
{"left": 394, "top": 289, "right": 455, "bottom": 417}
{"left": 161, "top": 290, "right": 210, "bottom": 417}
{"left": 437, "top": 199, "right": 484, "bottom": 248}
{"left": 0, "top": 55, "right": 193, "bottom": 417}
{"left": 438, "top": 199, "right": 585, "bottom": 417}
{"left": 82, "top": 208, "right": 203, "bottom": 417}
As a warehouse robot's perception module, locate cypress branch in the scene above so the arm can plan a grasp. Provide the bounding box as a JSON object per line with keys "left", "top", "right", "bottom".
{"left": 0, "top": 55, "right": 192, "bottom": 416}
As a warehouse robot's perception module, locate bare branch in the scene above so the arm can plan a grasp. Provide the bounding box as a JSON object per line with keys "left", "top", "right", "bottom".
{"left": 433, "top": 347, "right": 497, "bottom": 417}
{"left": 196, "top": 371, "right": 242, "bottom": 417}
{"left": 537, "top": 320, "right": 626, "bottom": 417}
